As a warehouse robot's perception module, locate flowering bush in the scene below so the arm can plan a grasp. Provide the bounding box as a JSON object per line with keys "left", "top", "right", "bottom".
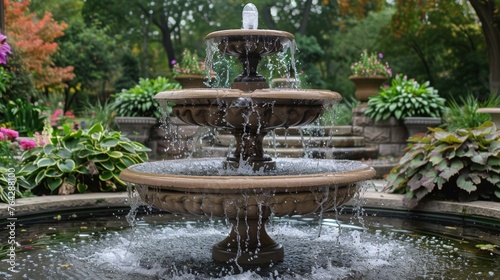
{"left": 0, "top": 127, "right": 37, "bottom": 167}
{"left": 51, "top": 108, "right": 75, "bottom": 126}
{"left": 0, "top": 127, "right": 18, "bottom": 140}
{"left": 350, "top": 50, "right": 392, "bottom": 78}
{"left": 172, "top": 49, "right": 207, "bottom": 76}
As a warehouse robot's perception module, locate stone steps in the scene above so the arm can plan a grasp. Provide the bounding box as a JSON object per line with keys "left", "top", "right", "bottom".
{"left": 152, "top": 122, "right": 380, "bottom": 162}
{"left": 273, "top": 125, "right": 353, "bottom": 136}
{"left": 196, "top": 144, "right": 379, "bottom": 160}
{"left": 215, "top": 134, "right": 366, "bottom": 148}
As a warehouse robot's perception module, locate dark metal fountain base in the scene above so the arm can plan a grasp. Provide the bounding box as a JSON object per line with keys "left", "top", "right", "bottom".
{"left": 212, "top": 218, "right": 284, "bottom": 265}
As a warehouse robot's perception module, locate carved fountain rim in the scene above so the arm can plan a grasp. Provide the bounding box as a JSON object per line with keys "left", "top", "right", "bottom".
{"left": 120, "top": 159, "right": 376, "bottom": 194}
{"left": 154, "top": 88, "right": 342, "bottom": 101}
{"left": 206, "top": 29, "right": 295, "bottom": 40}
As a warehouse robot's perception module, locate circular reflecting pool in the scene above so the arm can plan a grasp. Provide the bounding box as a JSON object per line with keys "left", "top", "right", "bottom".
{"left": 1, "top": 207, "right": 499, "bottom": 279}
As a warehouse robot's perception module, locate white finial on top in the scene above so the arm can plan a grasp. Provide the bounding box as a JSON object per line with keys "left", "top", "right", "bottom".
{"left": 242, "top": 3, "right": 258, "bottom": 29}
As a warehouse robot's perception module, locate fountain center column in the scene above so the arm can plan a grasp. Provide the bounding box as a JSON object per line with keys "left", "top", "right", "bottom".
{"left": 212, "top": 217, "right": 284, "bottom": 265}
{"left": 224, "top": 129, "right": 276, "bottom": 171}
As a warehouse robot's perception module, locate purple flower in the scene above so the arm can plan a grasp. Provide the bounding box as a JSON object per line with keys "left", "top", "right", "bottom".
{"left": 0, "top": 33, "right": 12, "bottom": 65}
{"left": 19, "top": 139, "right": 37, "bottom": 150}
{"left": 378, "top": 53, "right": 383, "bottom": 59}
{"left": 171, "top": 59, "right": 177, "bottom": 65}
{"left": 0, "top": 127, "right": 18, "bottom": 140}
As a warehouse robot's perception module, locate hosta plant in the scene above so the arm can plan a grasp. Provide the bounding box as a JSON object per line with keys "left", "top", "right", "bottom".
{"left": 365, "top": 74, "right": 446, "bottom": 121}
{"left": 113, "top": 77, "right": 180, "bottom": 118}
{"left": 385, "top": 121, "right": 500, "bottom": 208}
{"left": 20, "top": 123, "right": 150, "bottom": 195}
{"left": 0, "top": 166, "right": 32, "bottom": 203}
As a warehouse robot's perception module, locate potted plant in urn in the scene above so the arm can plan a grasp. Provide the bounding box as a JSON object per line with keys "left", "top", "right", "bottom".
{"left": 172, "top": 49, "right": 210, "bottom": 88}
{"left": 349, "top": 50, "right": 392, "bottom": 102}
{"left": 113, "top": 77, "right": 180, "bottom": 144}
{"left": 364, "top": 74, "right": 446, "bottom": 137}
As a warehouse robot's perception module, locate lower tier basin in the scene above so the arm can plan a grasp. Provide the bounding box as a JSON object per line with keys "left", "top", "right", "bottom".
{"left": 120, "top": 158, "right": 376, "bottom": 264}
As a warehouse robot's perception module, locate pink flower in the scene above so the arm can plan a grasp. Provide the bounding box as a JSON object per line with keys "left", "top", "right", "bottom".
{"left": 0, "top": 131, "right": 4, "bottom": 141}
{"left": 51, "top": 109, "right": 64, "bottom": 125}
{"left": 0, "top": 127, "right": 19, "bottom": 140}
{"left": 19, "top": 139, "right": 37, "bottom": 150}
{"left": 34, "top": 132, "right": 50, "bottom": 147}
{"left": 52, "top": 109, "right": 63, "bottom": 118}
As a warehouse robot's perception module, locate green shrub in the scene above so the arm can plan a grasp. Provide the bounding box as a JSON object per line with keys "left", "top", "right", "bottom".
{"left": 385, "top": 122, "right": 500, "bottom": 208}
{"left": 365, "top": 74, "right": 446, "bottom": 121}
{"left": 85, "top": 99, "right": 118, "bottom": 131}
{"left": 444, "top": 93, "right": 500, "bottom": 130}
{"left": 0, "top": 98, "right": 46, "bottom": 136}
{"left": 20, "top": 123, "right": 150, "bottom": 196}
{"left": 113, "top": 77, "right": 180, "bottom": 118}
{"left": 0, "top": 67, "right": 11, "bottom": 98}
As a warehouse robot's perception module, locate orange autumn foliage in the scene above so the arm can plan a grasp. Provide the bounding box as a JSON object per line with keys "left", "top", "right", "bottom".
{"left": 3, "top": 0, "right": 74, "bottom": 89}
{"left": 325, "top": 0, "right": 385, "bottom": 19}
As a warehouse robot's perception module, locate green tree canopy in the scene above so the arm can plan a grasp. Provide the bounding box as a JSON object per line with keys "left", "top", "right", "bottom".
{"left": 52, "top": 21, "right": 120, "bottom": 112}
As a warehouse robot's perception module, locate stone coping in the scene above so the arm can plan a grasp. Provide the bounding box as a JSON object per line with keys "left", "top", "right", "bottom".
{"left": 1, "top": 180, "right": 499, "bottom": 221}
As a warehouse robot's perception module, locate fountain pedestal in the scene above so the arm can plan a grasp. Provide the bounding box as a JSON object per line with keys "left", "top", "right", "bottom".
{"left": 212, "top": 218, "right": 284, "bottom": 264}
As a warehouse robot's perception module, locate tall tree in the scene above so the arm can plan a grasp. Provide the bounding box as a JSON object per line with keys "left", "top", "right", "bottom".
{"left": 29, "top": 0, "right": 84, "bottom": 24}
{"left": 469, "top": 0, "right": 500, "bottom": 94}
{"left": 52, "top": 21, "right": 119, "bottom": 112}
{"left": 390, "top": 0, "right": 488, "bottom": 99}
{"left": 3, "top": 0, "right": 74, "bottom": 90}
{"left": 392, "top": 0, "right": 500, "bottom": 95}
{"left": 82, "top": 0, "right": 212, "bottom": 75}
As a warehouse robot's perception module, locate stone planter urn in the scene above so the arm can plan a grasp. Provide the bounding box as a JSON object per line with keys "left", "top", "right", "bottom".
{"left": 349, "top": 75, "right": 387, "bottom": 102}
{"left": 174, "top": 74, "right": 208, "bottom": 89}
{"left": 477, "top": 108, "right": 500, "bottom": 129}
{"left": 403, "top": 117, "right": 442, "bottom": 136}
{"left": 115, "top": 116, "right": 157, "bottom": 144}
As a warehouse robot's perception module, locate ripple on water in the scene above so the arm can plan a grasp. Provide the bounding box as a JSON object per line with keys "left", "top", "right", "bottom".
{"left": 130, "top": 158, "right": 370, "bottom": 177}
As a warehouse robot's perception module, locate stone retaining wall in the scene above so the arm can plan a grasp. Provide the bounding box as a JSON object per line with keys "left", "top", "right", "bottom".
{"left": 352, "top": 105, "right": 408, "bottom": 157}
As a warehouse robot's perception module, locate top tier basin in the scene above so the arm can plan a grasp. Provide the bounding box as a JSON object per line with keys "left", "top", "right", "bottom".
{"left": 155, "top": 88, "right": 341, "bottom": 171}
{"left": 206, "top": 29, "right": 294, "bottom": 58}
{"left": 206, "top": 29, "right": 295, "bottom": 91}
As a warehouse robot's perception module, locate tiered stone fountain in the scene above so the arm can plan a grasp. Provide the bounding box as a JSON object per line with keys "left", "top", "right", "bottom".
{"left": 120, "top": 3, "right": 375, "bottom": 266}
